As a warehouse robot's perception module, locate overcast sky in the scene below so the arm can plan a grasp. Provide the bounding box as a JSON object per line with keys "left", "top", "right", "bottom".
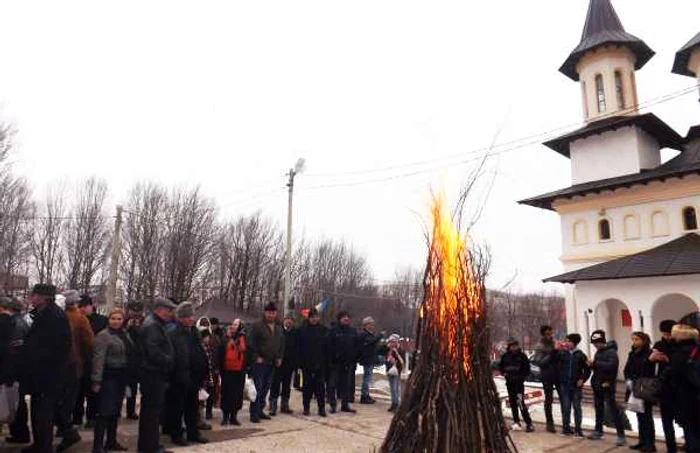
{"left": 1, "top": 1, "right": 699, "bottom": 293}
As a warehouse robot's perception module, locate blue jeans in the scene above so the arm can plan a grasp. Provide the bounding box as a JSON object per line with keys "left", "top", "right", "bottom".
{"left": 388, "top": 375, "right": 400, "bottom": 406}
{"left": 361, "top": 365, "right": 374, "bottom": 399}
{"left": 249, "top": 363, "right": 274, "bottom": 418}
{"left": 560, "top": 384, "right": 583, "bottom": 432}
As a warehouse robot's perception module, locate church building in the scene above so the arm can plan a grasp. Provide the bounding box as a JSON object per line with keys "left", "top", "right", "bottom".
{"left": 520, "top": 0, "right": 700, "bottom": 361}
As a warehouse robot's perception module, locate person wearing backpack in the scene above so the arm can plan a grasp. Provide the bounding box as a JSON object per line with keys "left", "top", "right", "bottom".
{"left": 664, "top": 324, "right": 700, "bottom": 453}
{"left": 624, "top": 332, "right": 656, "bottom": 452}
{"left": 556, "top": 333, "right": 590, "bottom": 438}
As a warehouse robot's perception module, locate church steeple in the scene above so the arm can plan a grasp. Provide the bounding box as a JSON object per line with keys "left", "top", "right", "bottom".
{"left": 560, "top": 0, "right": 655, "bottom": 122}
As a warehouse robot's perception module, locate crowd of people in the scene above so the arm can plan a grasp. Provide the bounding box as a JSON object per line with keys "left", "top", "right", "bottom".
{"left": 0, "top": 285, "right": 405, "bottom": 453}
{"left": 499, "top": 323, "right": 700, "bottom": 453}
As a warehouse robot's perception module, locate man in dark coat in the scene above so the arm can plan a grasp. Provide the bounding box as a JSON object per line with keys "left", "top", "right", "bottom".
{"left": 586, "top": 330, "right": 626, "bottom": 446}
{"left": 499, "top": 338, "right": 534, "bottom": 432}
{"left": 247, "top": 302, "right": 285, "bottom": 423}
{"left": 269, "top": 314, "right": 298, "bottom": 415}
{"left": 531, "top": 325, "right": 559, "bottom": 433}
{"left": 556, "top": 333, "right": 590, "bottom": 437}
{"left": 663, "top": 324, "right": 700, "bottom": 453}
{"left": 137, "top": 297, "right": 176, "bottom": 453}
{"left": 165, "top": 302, "right": 209, "bottom": 446}
{"left": 21, "top": 284, "right": 72, "bottom": 453}
{"left": 358, "top": 316, "right": 383, "bottom": 405}
{"left": 3, "top": 297, "right": 31, "bottom": 445}
{"left": 650, "top": 320, "right": 678, "bottom": 453}
{"left": 297, "top": 308, "right": 328, "bottom": 417}
{"left": 327, "top": 311, "right": 360, "bottom": 413}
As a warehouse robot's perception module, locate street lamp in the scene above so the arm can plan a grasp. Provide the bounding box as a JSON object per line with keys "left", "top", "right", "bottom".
{"left": 284, "top": 158, "right": 305, "bottom": 316}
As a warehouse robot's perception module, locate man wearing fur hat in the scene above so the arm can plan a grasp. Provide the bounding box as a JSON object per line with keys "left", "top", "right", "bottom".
{"left": 650, "top": 320, "right": 678, "bottom": 453}
{"left": 664, "top": 324, "right": 700, "bottom": 452}
{"left": 327, "top": 311, "right": 360, "bottom": 413}
{"left": 248, "top": 302, "right": 285, "bottom": 423}
{"left": 21, "top": 284, "right": 72, "bottom": 453}
{"left": 137, "top": 297, "right": 176, "bottom": 453}
{"left": 165, "top": 302, "right": 209, "bottom": 446}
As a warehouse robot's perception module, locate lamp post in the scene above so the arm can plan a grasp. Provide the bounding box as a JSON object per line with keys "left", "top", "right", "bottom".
{"left": 283, "top": 158, "right": 305, "bottom": 316}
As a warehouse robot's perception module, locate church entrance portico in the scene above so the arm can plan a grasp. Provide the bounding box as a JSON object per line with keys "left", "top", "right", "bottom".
{"left": 651, "top": 293, "right": 699, "bottom": 338}
{"left": 594, "top": 298, "right": 633, "bottom": 377}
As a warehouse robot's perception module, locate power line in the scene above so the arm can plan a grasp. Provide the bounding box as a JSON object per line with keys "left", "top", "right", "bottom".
{"left": 298, "top": 84, "right": 698, "bottom": 191}
{"left": 302, "top": 83, "right": 699, "bottom": 183}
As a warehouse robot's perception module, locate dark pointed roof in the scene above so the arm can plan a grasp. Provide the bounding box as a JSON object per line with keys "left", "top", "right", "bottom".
{"left": 519, "top": 137, "right": 700, "bottom": 211}
{"left": 544, "top": 234, "right": 700, "bottom": 284}
{"left": 560, "top": 0, "right": 655, "bottom": 81}
{"left": 672, "top": 31, "right": 700, "bottom": 77}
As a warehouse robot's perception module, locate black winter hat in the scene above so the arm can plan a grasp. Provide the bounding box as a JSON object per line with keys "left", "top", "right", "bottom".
{"left": 590, "top": 329, "right": 607, "bottom": 344}
{"left": 566, "top": 333, "right": 582, "bottom": 346}
{"left": 308, "top": 308, "right": 319, "bottom": 318}
{"left": 507, "top": 337, "right": 519, "bottom": 346}
{"left": 78, "top": 295, "right": 93, "bottom": 308}
{"left": 31, "top": 284, "right": 56, "bottom": 297}
{"left": 263, "top": 302, "right": 278, "bottom": 312}
{"left": 659, "top": 320, "right": 677, "bottom": 334}
{"left": 336, "top": 311, "right": 350, "bottom": 322}
{"left": 127, "top": 300, "right": 144, "bottom": 312}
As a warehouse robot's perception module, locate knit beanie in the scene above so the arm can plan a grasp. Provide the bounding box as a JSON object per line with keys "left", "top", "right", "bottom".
{"left": 175, "top": 301, "right": 194, "bottom": 319}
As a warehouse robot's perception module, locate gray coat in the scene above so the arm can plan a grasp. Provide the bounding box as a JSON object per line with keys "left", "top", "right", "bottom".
{"left": 92, "top": 329, "right": 129, "bottom": 384}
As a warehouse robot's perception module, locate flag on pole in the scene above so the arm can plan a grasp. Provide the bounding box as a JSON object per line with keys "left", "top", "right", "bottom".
{"left": 316, "top": 299, "right": 330, "bottom": 313}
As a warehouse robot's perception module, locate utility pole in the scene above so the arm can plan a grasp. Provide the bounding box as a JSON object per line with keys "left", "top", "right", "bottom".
{"left": 105, "top": 205, "right": 123, "bottom": 309}
{"left": 283, "top": 158, "right": 305, "bottom": 317}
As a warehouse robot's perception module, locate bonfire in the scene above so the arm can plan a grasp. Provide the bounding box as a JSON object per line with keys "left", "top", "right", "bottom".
{"left": 381, "top": 195, "right": 516, "bottom": 453}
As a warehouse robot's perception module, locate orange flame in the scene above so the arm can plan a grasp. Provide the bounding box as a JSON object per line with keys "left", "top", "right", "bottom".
{"left": 423, "top": 194, "right": 483, "bottom": 379}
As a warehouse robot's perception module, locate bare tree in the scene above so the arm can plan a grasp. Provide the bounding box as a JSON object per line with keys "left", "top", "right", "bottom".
{"left": 31, "top": 186, "right": 67, "bottom": 284}
{"left": 161, "top": 186, "right": 217, "bottom": 303}
{"left": 121, "top": 182, "right": 168, "bottom": 302}
{"left": 63, "top": 178, "right": 110, "bottom": 292}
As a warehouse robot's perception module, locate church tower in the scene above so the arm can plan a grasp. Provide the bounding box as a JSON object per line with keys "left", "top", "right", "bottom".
{"left": 560, "top": 0, "right": 654, "bottom": 122}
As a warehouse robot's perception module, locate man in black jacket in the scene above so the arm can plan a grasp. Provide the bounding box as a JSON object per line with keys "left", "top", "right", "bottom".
{"left": 587, "top": 330, "right": 626, "bottom": 446}
{"left": 248, "top": 302, "right": 285, "bottom": 423}
{"left": 327, "top": 311, "right": 360, "bottom": 414}
{"left": 498, "top": 338, "right": 534, "bottom": 432}
{"left": 650, "top": 320, "right": 678, "bottom": 453}
{"left": 556, "top": 333, "right": 590, "bottom": 437}
{"left": 137, "top": 297, "right": 176, "bottom": 453}
{"left": 297, "top": 308, "right": 328, "bottom": 417}
{"left": 165, "top": 302, "right": 209, "bottom": 446}
{"left": 21, "top": 284, "right": 72, "bottom": 453}
{"left": 2, "top": 297, "right": 31, "bottom": 445}
{"left": 532, "top": 325, "right": 559, "bottom": 433}
{"left": 269, "top": 314, "right": 298, "bottom": 415}
{"left": 358, "top": 317, "right": 383, "bottom": 405}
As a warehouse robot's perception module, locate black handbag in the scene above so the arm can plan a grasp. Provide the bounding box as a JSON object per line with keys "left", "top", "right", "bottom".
{"left": 633, "top": 377, "right": 662, "bottom": 404}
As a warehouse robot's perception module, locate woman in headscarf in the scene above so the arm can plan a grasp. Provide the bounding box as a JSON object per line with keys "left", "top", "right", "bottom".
{"left": 91, "top": 308, "right": 136, "bottom": 453}
{"left": 218, "top": 319, "right": 247, "bottom": 426}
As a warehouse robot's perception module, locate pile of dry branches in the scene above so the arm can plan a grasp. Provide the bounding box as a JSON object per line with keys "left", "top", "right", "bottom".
{"left": 381, "top": 197, "right": 516, "bottom": 453}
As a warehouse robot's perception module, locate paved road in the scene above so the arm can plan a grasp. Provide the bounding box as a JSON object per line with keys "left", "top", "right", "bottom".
{"left": 0, "top": 386, "right": 672, "bottom": 452}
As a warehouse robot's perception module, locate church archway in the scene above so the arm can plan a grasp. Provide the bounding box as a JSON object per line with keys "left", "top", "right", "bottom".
{"left": 651, "top": 294, "right": 699, "bottom": 340}
{"left": 594, "top": 298, "right": 633, "bottom": 377}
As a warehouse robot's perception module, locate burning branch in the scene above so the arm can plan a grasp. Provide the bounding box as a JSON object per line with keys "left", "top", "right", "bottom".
{"left": 381, "top": 195, "right": 516, "bottom": 453}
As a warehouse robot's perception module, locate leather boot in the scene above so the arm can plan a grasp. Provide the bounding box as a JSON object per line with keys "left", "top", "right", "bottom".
{"left": 269, "top": 399, "right": 278, "bottom": 416}
{"left": 280, "top": 397, "right": 293, "bottom": 414}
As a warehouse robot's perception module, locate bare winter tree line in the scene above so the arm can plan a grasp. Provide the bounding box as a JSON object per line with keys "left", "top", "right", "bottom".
{"left": 1, "top": 121, "right": 563, "bottom": 339}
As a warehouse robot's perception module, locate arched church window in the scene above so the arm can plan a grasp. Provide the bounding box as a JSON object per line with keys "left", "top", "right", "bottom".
{"left": 595, "top": 74, "right": 606, "bottom": 113}
{"left": 573, "top": 220, "right": 588, "bottom": 245}
{"left": 615, "top": 71, "right": 625, "bottom": 109}
{"left": 652, "top": 210, "right": 670, "bottom": 237}
{"left": 623, "top": 214, "right": 640, "bottom": 240}
{"left": 683, "top": 207, "right": 698, "bottom": 231}
{"left": 599, "top": 219, "right": 611, "bottom": 241}
{"left": 581, "top": 81, "right": 589, "bottom": 119}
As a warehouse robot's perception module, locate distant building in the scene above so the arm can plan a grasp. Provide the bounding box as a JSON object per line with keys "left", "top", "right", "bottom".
{"left": 520, "top": 0, "right": 700, "bottom": 368}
